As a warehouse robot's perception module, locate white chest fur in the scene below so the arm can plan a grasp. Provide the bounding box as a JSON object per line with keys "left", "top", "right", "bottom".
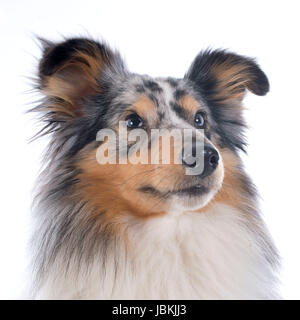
{"left": 36, "top": 204, "right": 278, "bottom": 299}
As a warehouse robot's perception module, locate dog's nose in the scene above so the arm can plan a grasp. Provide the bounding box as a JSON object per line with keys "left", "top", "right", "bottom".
{"left": 182, "top": 143, "right": 219, "bottom": 177}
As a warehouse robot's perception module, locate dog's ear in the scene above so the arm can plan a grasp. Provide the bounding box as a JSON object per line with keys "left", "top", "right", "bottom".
{"left": 185, "top": 50, "right": 269, "bottom": 152}
{"left": 185, "top": 49, "right": 269, "bottom": 105}
{"left": 38, "top": 38, "right": 123, "bottom": 119}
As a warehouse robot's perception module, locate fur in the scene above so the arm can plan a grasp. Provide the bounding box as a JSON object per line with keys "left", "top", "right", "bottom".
{"left": 29, "top": 37, "right": 280, "bottom": 299}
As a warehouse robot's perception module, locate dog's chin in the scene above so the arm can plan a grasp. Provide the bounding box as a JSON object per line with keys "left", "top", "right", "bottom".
{"left": 170, "top": 187, "right": 219, "bottom": 211}
{"left": 169, "top": 174, "right": 224, "bottom": 212}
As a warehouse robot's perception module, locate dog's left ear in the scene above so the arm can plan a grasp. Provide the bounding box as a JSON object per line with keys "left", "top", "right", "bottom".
{"left": 185, "top": 49, "right": 269, "bottom": 105}
{"left": 38, "top": 37, "right": 125, "bottom": 119}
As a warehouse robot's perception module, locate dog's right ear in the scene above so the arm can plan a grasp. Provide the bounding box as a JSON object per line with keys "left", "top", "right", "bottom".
{"left": 185, "top": 49, "right": 269, "bottom": 105}
{"left": 38, "top": 38, "right": 124, "bottom": 119}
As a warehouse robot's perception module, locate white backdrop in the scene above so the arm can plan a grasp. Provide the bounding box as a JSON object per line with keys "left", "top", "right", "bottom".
{"left": 0, "top": 0, "right": 299, "bottom": 299}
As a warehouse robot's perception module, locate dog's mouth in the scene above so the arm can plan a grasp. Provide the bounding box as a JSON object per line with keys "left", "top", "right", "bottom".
{"left": 138, "top": 184, "right": 208, "bottom": 198}
{"left": 171, "top": 184, "right": 208, "bottom": 196}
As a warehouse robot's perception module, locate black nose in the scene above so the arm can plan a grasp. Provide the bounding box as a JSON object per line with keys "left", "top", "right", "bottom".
{"left": 182, "top": 143, "right": 219, "bottom": 177}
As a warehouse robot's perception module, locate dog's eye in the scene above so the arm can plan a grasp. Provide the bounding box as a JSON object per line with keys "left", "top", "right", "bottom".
{"left": 126, "top": 113, "right": 143, "bottom": 129}
{"left": 194, "top": 111, "right": 205, "bottom": 128}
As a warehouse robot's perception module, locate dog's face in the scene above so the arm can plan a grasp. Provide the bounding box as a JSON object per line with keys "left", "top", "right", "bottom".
{"left": 37, "top": 38, "right": 269, "bottom": 218}
{"left": 90, "top": 77, "right": 225, "bottom": 213}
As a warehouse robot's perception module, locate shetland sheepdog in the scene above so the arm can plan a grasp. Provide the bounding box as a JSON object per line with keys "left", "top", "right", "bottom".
{"left": 30, "top": 37, "right": 279, "bottom": 299}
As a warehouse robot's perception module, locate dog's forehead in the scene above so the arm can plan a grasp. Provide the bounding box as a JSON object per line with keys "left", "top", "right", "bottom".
{"left": 129, "top": 76, "right": 197, "bottom": 127}
{"left": 134, "top": 76, "right": 188, "bottom": 104}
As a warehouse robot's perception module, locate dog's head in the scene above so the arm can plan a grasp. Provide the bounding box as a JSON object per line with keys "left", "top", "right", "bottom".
{"left": 36, "top": 38, "right": 269, "bottom": 217}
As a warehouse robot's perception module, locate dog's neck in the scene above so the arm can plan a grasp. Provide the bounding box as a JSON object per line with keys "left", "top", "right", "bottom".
{"left": 33, "top": 200, "right": 279, "bottom": 299}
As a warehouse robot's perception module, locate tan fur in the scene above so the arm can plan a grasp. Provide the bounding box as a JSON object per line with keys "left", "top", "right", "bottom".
{"left": 210, "top": 62, "right": 251, "bottom": 102}
{"left": 130, "top": 96, "right": 157, "bottom": 117}
{"left": 42, "top": 46, "right": 103, "bottom": 118}
{"left": 180, "top": 95, "right": 201, "bottom": 113}
{"left": 211, "top": 149, "right": 242, "bottom": 207}
{"left": 77, "top": 149, "right": 170, "bottom": 219}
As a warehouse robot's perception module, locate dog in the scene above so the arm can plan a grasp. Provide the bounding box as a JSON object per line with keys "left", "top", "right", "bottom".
{"left": 29, "top": 37, "right": 279, "bottom": 299}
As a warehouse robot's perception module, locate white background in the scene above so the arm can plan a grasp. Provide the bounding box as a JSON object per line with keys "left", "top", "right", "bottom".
{"left": 0, "top": 0, "right": 299, "bottom": 299}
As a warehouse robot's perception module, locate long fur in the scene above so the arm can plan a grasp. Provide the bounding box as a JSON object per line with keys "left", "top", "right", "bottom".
{"left": 29, "top": 37, "right": 280, "bottom": 299}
